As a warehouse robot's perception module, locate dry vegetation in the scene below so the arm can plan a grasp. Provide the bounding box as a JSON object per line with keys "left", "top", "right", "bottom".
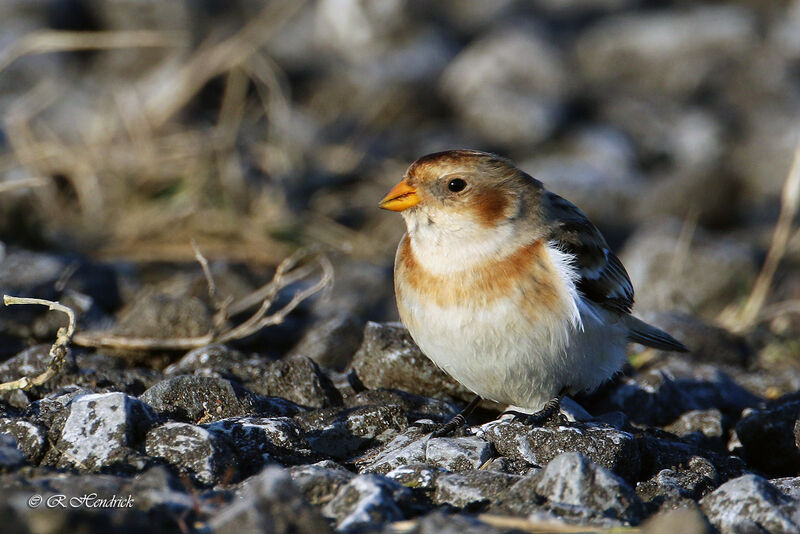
{"left": 0, "top": 0, "right": 387, "bottom": 264}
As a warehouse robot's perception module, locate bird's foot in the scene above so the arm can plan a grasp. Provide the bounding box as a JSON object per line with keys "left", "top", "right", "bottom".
{"left": 508, "top": 394, "right": 566, "bottom": 427}
{"left": 431, "top": 414, "right": 467, "bottom": 438}
{"left": 430, "top": 395, "right": 482, "bottom": 438}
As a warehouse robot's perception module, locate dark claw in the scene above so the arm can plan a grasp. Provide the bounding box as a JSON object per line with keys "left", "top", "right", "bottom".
{"left": 431, "top": 415, "right": 466, "bottom": 438}
{"left": 509, "top": 394, "right": 565, "bottom": 426}
{"left": 429, "top": 395, "right": 482, "bottom": 438}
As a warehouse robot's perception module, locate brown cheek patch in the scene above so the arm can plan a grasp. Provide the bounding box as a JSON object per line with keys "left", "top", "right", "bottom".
{"left": 468, "top": 188, "right": 509, "bottom": 228}
{"left": 397, "top": 237, "right": 566, "bottom": 318}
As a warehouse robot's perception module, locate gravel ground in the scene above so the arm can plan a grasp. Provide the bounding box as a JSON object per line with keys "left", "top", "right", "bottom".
{"left": 0, "top": 251, "right": 797, "bottom": 533}
{"left": 1, "top": 1, "right": 800, "bottom": 533}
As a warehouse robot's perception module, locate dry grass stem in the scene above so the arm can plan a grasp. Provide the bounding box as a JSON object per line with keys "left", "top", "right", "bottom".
{"left": 217, "top": 254, "right": 333, "bottom": 343}
{"left": 192, "top": 239, "right": 219, "bottom": 305}
{"left": 143, "top": 0, "right": 307, "bottom": 128}
{"left": 0, "top": 177, "right": 48, "bottom": 193}
{"left": 753, "top": 299, "right": 800, "bottom": 325}
{"left": 0, "top": 296, "right": 76, "bottom": 392}
{"left": 0, "top": 4, "right": 310, "bottom": 258}
{"left": 388, "top": 515, "right": 639, "bottom": 534}
{"left": 72, "top": 248, "right": 333, "bottom": 351}
{"left": 724, "top": 140, "right": 800, "bottom": 332}
{"left": 226, "top": 248, "right": 320, "bottom": 316}
{"left": 0, "top": 30, "right": 187, "bottom": 75}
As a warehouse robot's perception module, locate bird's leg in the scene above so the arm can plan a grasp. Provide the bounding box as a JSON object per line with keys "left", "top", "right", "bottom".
{"left": 510, "top": 389, "right": 567, "bottom": 426}
{"left": 431, "top": 395, "right": 482, "bottom": 438}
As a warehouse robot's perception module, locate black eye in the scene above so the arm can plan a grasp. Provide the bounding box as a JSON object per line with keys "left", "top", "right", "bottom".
{"left": 448, "top": 178, "right": 467, "bottom": 192}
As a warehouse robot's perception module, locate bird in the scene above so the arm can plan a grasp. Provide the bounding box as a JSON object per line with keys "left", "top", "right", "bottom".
{"left": 379, "top": 149, "right": 687, "bottom": 434}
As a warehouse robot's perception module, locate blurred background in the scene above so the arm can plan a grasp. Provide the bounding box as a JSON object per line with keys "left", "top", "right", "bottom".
{"left": 0, "top": 0, "right": 799, "bottom": 373}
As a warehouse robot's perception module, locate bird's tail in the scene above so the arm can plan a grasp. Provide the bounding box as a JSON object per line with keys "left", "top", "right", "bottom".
{"left": 625, "top": 316, "right": 688, "bottom": 352}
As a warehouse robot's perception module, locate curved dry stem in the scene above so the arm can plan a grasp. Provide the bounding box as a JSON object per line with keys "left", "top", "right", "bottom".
{"left": 726, "top": 140, "right": 800, "bottom": 332}
{"left": 217, "top": 254, "right": 333, "bottom": 343}
{"left": 0, "top": 30, "right": 186, "bottom": 75}
{"left": 72, "top": 249, "right": 333, "bottom": 351}
{"left": 0, "top": 296, "right": 76, "bottom": 392}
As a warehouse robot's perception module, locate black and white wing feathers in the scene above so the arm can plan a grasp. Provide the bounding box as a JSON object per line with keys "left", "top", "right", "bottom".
{"left": 543, "top": 191, "right": 634, "bottom": 315}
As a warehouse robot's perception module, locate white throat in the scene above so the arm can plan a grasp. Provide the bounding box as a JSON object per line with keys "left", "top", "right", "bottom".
{"left": 402, "top": 207, "right": 519, "bottom": 275}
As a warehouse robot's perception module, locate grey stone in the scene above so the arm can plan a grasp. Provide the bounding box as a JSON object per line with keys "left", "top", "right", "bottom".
{"left": 440, "top": 26, "right": 567, "bottom": 147}
{"left": 636, "top": 456, "right": 719, "bottom": 509}
{"left": 1, "top": 348, "right": 160, "bottom": 401}
{"left": 68, "top": 352, "right": 163, "bottom": 396}
{"left": 700, "top": 474, "right": 800, "bottom": 534}
{"left": 289, "top": 461, "right": 355, "bottom": 506}
{"left": 535, "top": 452, "right": 643, "bottom": 525}
{"left": 350, "top": 322, "right": 473, "bottom": 403}
{"left": 386, "top": 464, "right": 446, "bottom": 493}
{"left": 588, "top": 360, "right": 759, "bottom": 427}
{"left": 664, "top": 409, "right": 726, "bottom": 450}
{"left": 163, "top": 344, "right": 257, "bottom": 379}
{"left": 424, "top": 437, "right": 492, "bottom": 472}
{"left": 344, "top": 389, "right": 459, "bottom": 424}
{"left": 0, "top": 418, "right": 46, "bottom": 464}
{"left": 251, "top": 355, "right": 342, "bottom": 409}
{"left": 314, "top": 0, "right": 408, "bottom": 62}
{"left": 0, "top": 433, "right": 25, "bottom": 470}
{"left": 521, "top": 126, "right": 642, "bottom": 228}
{"left": 638, "top": 434, "right": 745, "bottom": 485}
{"left": 735, "top": 398, "right": 800, "bottom": 476}
{"left": 0, "top": 345, "right": 54, "bottom": 384}
{"left": 576, "top": 6, "right": 755, "bottom": 97}
{"left": 770, "top": 476, "right": 800, "bottom": 501}
{"left": 289, "top": 313, "right": 363, "bottom": 369}
{"left": 55, "top": 392, "right": 155, "bottom": 472}
{"left": 323, "top": 474, "right": 413, "bottom": 532}
{"left": 24, "top": 388, "right": 92, "bottom": 435}
{"left": 434, "top": 470, "right": 519, "bottom": 509}
{"left": 360, "top": 428, "right": 429, "bottom": 475}
{"left": 129, "top": 465, "right": 196, "bottom": 515}
{"left": 480, "top": 419, "right": 641, "bottom": 481}
{"left": 205, "top": 416, "right": 312, "bottom": 472}
{"left": 139, "top": 375, "right": 299, "bottom": 423}
{"left": 296, "top": 404, "right": 407, "bottom": 459}
{"left": 145, "top": 422, "right": 236, "bottom": 486}
{"left": 209, "top": 466, "right": 332, "bottom": 534}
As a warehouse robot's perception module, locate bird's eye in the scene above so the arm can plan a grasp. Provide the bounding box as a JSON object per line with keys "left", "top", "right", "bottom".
{"left": 447, "top": 178, "right": 467, "bottom": 192}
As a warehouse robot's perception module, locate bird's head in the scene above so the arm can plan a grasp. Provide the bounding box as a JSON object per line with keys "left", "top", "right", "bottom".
{"left": 380, "top": 150, "right": 542, "bottom": 240}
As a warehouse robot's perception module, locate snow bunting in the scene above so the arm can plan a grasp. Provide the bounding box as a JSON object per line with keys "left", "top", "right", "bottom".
{"left": 380, "top": 150, "right": 687, "bottom": 430}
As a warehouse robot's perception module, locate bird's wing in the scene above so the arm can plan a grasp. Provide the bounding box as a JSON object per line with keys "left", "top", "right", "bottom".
{"left": 543, "top": 190, "right": 634, "bottom": 314}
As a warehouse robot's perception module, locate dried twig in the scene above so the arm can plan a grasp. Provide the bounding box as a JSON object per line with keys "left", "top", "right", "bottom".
{"left": 0, "top": 30, "right": 186, "bottom": 75}
{"left": 72, "top": 248, "right": 333, "bottom": 351}
{"left": 0, "top": 177, "right": 48, "bottom": 194}
{"left": 192, "top": 239, "right": 219, "bottom": 304}
{"left": 0, "top": 296, "right": 76, "bottom": 391}
{"left": 143, "top": 0, "right": 307, "bottom": 128}
{"left": 723, "top": 140, "right": 800, "bottom": 332}
{"left": 216, "top": 255, "right": 333, "bottom": 343}
{"left": 226, "top": 247, "right": 319, "bottom": 316}
{"left": 388, "top": 515, "right": 639, "bottom": 534}
{"left": 192, "top": 239, "right": 232, "bottom": 331}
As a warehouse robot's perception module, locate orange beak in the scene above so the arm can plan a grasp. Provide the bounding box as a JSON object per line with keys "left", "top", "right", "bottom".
{"left": 379, "top": 180, "right": 419, "bottom": 211}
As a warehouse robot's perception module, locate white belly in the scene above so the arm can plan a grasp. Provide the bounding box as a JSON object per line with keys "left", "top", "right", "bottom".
{"left": 399, "top": 288, "right": 628, "bottom": 411}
